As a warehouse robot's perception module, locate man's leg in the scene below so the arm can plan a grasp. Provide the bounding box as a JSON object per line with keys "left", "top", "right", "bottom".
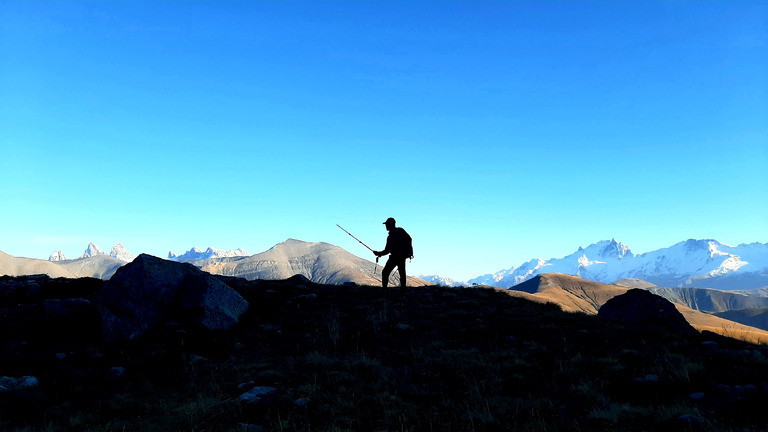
{"left": 381, "top": 257, "right": 397, "bottom": 290}
{"left": 397, "top": 258, "right": 407, "bottom": 295}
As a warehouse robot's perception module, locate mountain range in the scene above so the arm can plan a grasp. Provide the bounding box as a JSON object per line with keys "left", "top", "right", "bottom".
{"left": 168, "top": 246, "right": 250, "bottom": 261}
{"left": 4, "top": 238, "right": 767, "bottom": 291}
{"left": 49, "top": 242, "right": 138, "bottom": 263}
{"left": 466, "top": 239, "right": 768, "bottom": 290}
{"left": 4, "top": 240, "right": 429, "bottom": 287}
{"left": 4, "top": 237, "right": 768, "bottom": 334}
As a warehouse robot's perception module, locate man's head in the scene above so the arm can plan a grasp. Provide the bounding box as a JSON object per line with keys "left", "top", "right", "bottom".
{"left": 383, "top": 217, "right": 396, "bottom": 231}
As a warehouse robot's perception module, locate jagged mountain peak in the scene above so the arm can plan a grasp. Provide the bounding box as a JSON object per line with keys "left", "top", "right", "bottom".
{"left": 599, "top": 239, "right": 632, "bottom": 259}
{"left": 48, "top": 250, "right": 67, "bottom": 262}
{"left": 168, "top": 246, "right": 250, "bottom": 261}
{"left": 109, "top": 242, "right": 136, "bottom": 263}
{"left": 81, "top": 242, "right": 106, "bottom": 259}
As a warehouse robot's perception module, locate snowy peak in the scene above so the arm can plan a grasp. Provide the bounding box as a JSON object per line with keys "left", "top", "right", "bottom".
{"left": 81, "top": 242, "right": 106, "bottom": 259}
{"left": 417, "top": 274, "right": 464, "bottom": 287}
{"left": 599, "top": 239, "right": 632, "bottom": 259}
{"left": 109, "top": 242, "right": 136, "bottom": 262}
{"left": 49, "top": 250, "right": 67, "bottom": 261}
{"left": 468, "top": 239, "right": 768, "bottom": 290}
{"left": 168, "top": 246, "right": 250, "bottom": 261}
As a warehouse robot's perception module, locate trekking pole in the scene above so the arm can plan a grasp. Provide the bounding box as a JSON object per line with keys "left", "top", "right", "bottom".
{"left": 336, "top": 224, "right": 379, "bottom": 275}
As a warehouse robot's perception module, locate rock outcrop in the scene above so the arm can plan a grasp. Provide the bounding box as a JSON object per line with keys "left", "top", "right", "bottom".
{"left": 598, "top": 288, "right": 697, "bottom": 335}
{"left": 99, "top": 254, "right": 249, "bottom": 341}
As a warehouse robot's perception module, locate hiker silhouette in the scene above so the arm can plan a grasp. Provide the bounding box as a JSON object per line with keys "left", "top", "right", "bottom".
{"left": 374, "top": 217, "right": 413, "bottom": 294}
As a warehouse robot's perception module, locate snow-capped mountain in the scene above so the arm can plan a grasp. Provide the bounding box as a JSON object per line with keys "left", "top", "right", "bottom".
{"left": 109, "top": 242, "right": 136, "bottom": 262}
{"left": 417, "top": 274, "right": 464, "bottom": 287}
{"left": 80, "top": 242, "right": 107, "bottom": 259}
{"left": 49, "top": 250, "right": 67, "bottom": 262}
{"left": 168, "top": 247, "right": 250, "bottom": 261}
{"left": 468, "top": 239, "right": 768, "bottom": 290}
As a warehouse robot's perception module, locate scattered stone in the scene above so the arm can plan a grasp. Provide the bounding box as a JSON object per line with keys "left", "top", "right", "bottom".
{"left": 690, "top": 392, "right": 706, "bottom": 400}
{"left": 701, "top": 341, "right": 719, "bottom": 350}
{"left": 713, "top": 384, "right": 747, "bottom": 404}
{"left": 643, "top": 374, "right": 659, "bottom": 383}
{"left": 260, "top": 324, "right": 282, "bottom": 331}
{"left": 293, "top": 397, "right": 311, "bottom": 407}
{"left": 43, "top": 298, "right": 92, "bottom": 316}
{"left": 396, "top": 323, "right": 413, "bottom": 331}
{"left": 295, "top": 294, "right": 317, "bottom": 301}
{"left": 288, "top": 274, "right": 311, "bottom": 284}
{"left": 108, "top": 367, "right": 126, "bottom": 378}
{"left": 677, "top": 414, "right": 702, "bottom": 426}
{"left": 188, "top": 354, "right": 208, "bottom": 365}
{"left": 238, "top": 381, "right": 256, "bottom": 391}
{"left": 55, "top": 353, "right": 67, "bottom": 360}
{"left": 0, "top": 376, "right": 39, "bottom": 394}
{"left": 238, "top": 424, "right": 263, "bottom": 432}
{"left": 239, "top": 386, "right": 277, "bottom": 404}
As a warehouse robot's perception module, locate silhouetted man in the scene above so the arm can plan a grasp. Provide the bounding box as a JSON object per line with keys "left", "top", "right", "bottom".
{"left": 374, "top": 217, "right": 413, "bottom": 295}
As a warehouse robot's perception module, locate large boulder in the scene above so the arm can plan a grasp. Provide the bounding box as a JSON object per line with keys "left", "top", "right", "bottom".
{"left": 98, "top": 254, "right": 248, "bottom": 341}
{"left": 598, "top": 289, "right": 696, "bottom": 335}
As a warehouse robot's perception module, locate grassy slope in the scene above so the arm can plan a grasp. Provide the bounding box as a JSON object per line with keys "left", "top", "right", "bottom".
{"left": 2, "top": 277, "right": 768, "bottom": 431}
{"left": 506, "top": 273, "right": 768, "bottom": 344}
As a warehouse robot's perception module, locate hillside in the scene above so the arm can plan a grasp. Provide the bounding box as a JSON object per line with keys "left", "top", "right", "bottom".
{"left": 2, "top": 240, "right": 430, "bottom": 287}
{"left": 714, "top": 308, "right": 768, "bottom": 332}
{"left": 198, "top": 239, "right": 430, "bottom": 287}
{"left": 0, "top": 251, "right": 76, "bottom": 278}
{"left": 646, "top": 286, "right": 768, "bottom": 313}
{"left": 2, "top": 274, "right": 768, "bottom": 431}
{"left": 507, "top": 273, "right": 768, "bottom": 344}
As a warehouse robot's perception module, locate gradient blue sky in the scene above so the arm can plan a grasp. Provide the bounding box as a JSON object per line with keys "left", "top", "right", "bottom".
{"left": 1, "top": 1, "right": 766, "bottom": 281}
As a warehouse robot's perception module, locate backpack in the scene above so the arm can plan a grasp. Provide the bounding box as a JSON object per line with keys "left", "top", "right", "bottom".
{"left": 394, "top": 228, "right": 414, "bottom": 259}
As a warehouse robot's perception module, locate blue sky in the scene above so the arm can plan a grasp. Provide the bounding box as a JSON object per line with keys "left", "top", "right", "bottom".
{"left": 1, "top": 1, "right": 766, "bottom": 281}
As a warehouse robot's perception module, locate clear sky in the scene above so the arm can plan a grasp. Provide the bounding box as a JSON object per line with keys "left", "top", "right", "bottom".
{"left": 1, "top": 1, "right": 766, "bottom": 281}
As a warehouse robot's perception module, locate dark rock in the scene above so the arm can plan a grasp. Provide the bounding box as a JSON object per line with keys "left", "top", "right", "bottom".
{"left": 43, "top": 298, "right": 91, "bottom": 316}
{"left": 287, "top": 274, "right": 311, "bottom": 284}
{"left": 188, "top": 354, "right": 208, "bottom": 365}
{"left": 598, "top": 289, "right": 697, "bottom": 335}
{"left": 237, "top": 381, "right": 256, "bottom": 391}
{"left": 295, "top": 294, "right": 317, "bottom": 301}
{"left": 108, "top": 367, "right": 127, "bottom": 378}
{"left": 0, "top": 275, "right": 44, "bottom": 303}
{"left": 643, "top": 374, "right": 659, "bottom": 383}
{"left": 293, "top": 397, "right": 311, "bottom": 407}
{"left": 0, "top": 376, "right": 39, "bottom": 394}
{"left": 677, "top": 414, "right": 702, "bottom": 426}
{"left": 98, "top": 254, "right": 249, "bottom": 341}
{"left": 239, "top": 386, "right": 276, "bottom": 404}
{"left": 701, "top": 341, "right": 719, "bottom": 350}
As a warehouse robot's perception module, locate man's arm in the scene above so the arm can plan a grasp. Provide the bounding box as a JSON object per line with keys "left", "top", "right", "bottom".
{"left": 374, "top": 234, "right": 393, "bottom": 257}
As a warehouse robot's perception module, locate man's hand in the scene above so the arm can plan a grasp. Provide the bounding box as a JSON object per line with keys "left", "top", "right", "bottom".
{"left": 373, "top": 250, "right": 384, "bottom": 257}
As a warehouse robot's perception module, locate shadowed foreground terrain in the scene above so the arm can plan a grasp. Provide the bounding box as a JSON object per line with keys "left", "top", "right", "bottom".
{"left": 2, "top": 275, "right": 768, "bottom": 431}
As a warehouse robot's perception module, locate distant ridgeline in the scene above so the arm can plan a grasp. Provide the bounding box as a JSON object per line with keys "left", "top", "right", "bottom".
{"left": 1, "top": 238, "right": 766, "bottom": 291}
{"left": 467, "top": 239, "right": 768, "bottom": 291}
